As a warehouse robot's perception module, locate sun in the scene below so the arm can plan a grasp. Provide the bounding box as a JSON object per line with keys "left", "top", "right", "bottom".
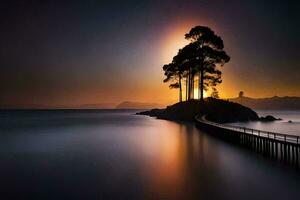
{"left": 193, "top": 88, "right": 208, "bottom": 99}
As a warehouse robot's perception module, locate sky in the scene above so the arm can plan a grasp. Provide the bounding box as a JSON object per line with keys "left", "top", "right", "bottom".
{"left": 0, "top": 0, "right": 299, "bottom": 107}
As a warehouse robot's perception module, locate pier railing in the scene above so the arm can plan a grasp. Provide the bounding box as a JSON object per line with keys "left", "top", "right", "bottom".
{"left": 195, "top": 115, "right": 300, "bottom": 166}
{"left": 196, "top": 115, "right": 300, "bottom": 145}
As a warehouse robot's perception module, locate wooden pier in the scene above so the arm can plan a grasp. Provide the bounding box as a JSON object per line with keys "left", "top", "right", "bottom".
{"left": 195, "top": 115, "right": 300, "bottom": 166}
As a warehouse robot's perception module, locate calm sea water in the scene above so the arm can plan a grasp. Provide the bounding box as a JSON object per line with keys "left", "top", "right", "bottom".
{"left": 0, "top": 110, "right": 299, "bottom": 200}
{"left": 229, "top": 110, "right": 300, "bottom": 136}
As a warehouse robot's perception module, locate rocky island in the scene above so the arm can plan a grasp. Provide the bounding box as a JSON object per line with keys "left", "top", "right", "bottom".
{"left": 137, "top": 98, "right": 260, "bottom": 123}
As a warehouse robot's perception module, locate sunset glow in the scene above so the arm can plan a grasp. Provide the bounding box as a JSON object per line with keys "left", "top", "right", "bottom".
{"left": 160, "top": 23, "right": 191, "bottom": 63}
{"left": 0, "top": 1, "right": 299, "bottom": 108}
{"left": 1, "top": 1, "right": 299, "bottom": 199}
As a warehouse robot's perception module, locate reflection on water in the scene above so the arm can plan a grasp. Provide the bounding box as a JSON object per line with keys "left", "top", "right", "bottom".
{"left": 0, "top": 110, "right": 299, "bottom": 200}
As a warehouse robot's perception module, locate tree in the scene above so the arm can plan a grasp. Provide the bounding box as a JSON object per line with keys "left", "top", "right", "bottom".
{"left": 162, "top": 25, "right": 230, "bottom": 103}
{"left": 185, "top": 26, "right": 230, "bottom": 101}
{"left": 175, "top": 42, "right": 199, "bottom": 100}
{"left": 164, "top": 43, "right": 198, "bottom": 101}
{"left": 239, "top": 91, "right": 244, "bottom": 104}
{"left": 163, "top": 61, "right": 183, "bottom": 102}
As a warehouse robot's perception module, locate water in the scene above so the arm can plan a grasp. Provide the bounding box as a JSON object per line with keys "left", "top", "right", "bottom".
{"left": 229, "top": 110, "right": 300, "bottom": 136}
{"left": 0, "top": 110, "right": 299, "bottom": 200}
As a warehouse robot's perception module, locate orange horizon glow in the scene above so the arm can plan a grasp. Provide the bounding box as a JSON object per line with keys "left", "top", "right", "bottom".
{"left": 2, "top": 1, "right": 299, "bottom": 109}
{"left": 2, "top": 20, "right": 298, "bottom": 108}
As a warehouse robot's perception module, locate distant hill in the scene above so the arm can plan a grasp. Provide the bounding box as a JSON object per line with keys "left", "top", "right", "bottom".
{"left": 76, "top": 103, "right": 116, "bottom": 109}
{"left": 229, "top": 96, "right": 300, "bottom": 110}
{"left": 116, "top": 101, "right": 164, "bottom": 109}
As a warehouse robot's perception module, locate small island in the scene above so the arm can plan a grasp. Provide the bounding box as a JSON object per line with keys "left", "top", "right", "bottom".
{"left": 137, "top": 98, "right": 259, "bottom": 123}
{"left": 137, "top": 26, "right": 276, "bottom": 124}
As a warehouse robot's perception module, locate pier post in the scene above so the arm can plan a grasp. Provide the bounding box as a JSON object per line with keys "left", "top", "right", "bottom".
{"left": 195, "top": 117, "right": 300, "bottom": 166}
{"left": 280, "top": 143, "right": 283, "bottom": 161}
{"left": 275, "top": 141, "right": 278, "bottom": 159}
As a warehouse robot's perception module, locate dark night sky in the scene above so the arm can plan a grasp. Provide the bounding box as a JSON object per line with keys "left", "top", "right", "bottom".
{"left": 0, "top": 0, "right": 299, "bottom": 106}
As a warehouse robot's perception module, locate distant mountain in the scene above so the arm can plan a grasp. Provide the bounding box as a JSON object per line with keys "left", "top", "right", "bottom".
{"left": 229, "top": 96, "right": 300, "bottom": 110}
{"left": 76, "top": 103, "right": 116, "bottom": 109}
{"left": 116, "top": 101, "right": 164, "bottom": 109}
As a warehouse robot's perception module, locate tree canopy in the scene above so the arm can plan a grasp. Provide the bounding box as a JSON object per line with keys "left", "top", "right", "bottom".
{"left": 163, "top": 26, "right": 230, "bottom": 102}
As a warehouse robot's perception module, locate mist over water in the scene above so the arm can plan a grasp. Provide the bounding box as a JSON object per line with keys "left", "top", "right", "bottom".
{"left": 229, "top": 110, "right": 300, "bottom": 136}
{"left": 0, "top": 110, "right": 299, "bottom": 199}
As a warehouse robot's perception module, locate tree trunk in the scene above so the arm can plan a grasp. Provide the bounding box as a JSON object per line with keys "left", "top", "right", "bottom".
{"left": 192, "top": 74, "right": 195, "bottom": 99}
{"left": 200, "top": 66, "right": 204, "bottom": 101}
{"left": 189, "top": 69, "right": 192, "bottom": 100}
{"left": 179, "top": 75, "right": 182, "bottom": 102}
{"left": 198, "top": 72, "right": 201, "bottom": 99}
{"left": 188, "top": 69, "right": 191, "bottom": 101}
{"left": 191, "top": 74, "right": 194, "bottom": 99}
{"left": 186, "top": 75, "right": 188, "bottom": 101}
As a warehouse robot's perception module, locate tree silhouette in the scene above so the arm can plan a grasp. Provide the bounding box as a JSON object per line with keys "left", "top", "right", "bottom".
{"left": 163, "top": 61, "right": 183, "bottom": 102}
{"left": 176, "top": 42, "right": 199, "bottom": 100}
{"left": 163, "top": 26, "right": 230, "bottom": 102}
{"left": 185, "top": 26, "right": 230, "bottom": 101}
